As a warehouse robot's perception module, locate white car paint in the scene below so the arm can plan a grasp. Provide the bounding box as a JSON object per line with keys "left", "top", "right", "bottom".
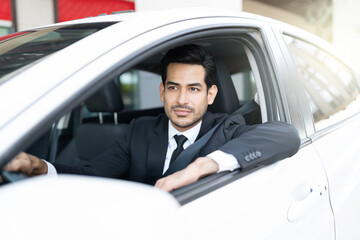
{"left": 0, "top": 175, "right": 185, "bottom": 240}
{"left": 1, "top": 8, "right": 359, "bottom": 239}
{"left": 313, "top": 114, "right": 360, "bottom": 240}
{"left": 181, "top": 144, "right": 334, "bottom": 240}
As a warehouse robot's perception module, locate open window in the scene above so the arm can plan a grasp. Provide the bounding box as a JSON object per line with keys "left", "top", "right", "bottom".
{"left": 2, "top": 27, "right": 280, "bottom": 203}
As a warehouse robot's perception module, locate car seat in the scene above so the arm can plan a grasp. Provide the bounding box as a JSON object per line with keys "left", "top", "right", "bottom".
{"left": 55, "top": 81, "right": 128, "bottom": 166}
{"left": 208, "top": 59, "right": 240, "bottom": 114}
{"left": 208, "top": 59, "right": 261, "bottom": 124}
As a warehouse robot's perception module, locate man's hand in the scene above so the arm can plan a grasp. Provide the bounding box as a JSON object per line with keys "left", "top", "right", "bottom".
{"left": 155, "top": 156, "right": 219, "bottom": 192}
{"left": 3, "top": 152, "right": 48, "bottom": 176}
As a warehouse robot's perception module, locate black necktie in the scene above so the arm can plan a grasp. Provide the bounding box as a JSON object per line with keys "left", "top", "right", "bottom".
{"left": 170, "top": 135, "right": 188, "bottom": 164}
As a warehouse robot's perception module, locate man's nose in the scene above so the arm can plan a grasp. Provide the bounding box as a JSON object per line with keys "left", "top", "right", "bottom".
{"left": 177, "top": 88, "right": 189, "bottom": 105}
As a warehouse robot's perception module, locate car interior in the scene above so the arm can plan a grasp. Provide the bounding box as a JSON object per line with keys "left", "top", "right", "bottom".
{"left": 1, "top": 37, "right": 263, "bottom": 194}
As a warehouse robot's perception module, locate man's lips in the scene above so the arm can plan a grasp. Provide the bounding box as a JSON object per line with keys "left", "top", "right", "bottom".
{"left": 173, "top": 108, "right": 192, "bottom": 116}
{"left": 171, "top": 105, "right": 194, "bottom": 117}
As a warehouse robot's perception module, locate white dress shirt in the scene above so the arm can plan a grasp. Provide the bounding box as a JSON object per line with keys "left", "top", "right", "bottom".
{"left": 163, "top": 120, "right": 240, "bottom": 174}
{"left": 45, "top": 120, "right": 240, "bottom": 176}
{"left": 45, "top": 161, "right": 57, "bottom": 176}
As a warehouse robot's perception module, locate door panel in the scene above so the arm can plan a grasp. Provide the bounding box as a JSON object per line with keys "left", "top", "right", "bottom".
{"left": 312, "top": 115, "right": 360, "bottom": 239}
{"left": 283, "top": 33, "right": 360, "bottom": 239}
{"left": 181, "top": 144, "right": 334, "bottom": 239}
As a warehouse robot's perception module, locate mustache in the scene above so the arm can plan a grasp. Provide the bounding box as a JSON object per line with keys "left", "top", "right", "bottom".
{"left": 171, "top": 105, "right": 195, "bottom": 112}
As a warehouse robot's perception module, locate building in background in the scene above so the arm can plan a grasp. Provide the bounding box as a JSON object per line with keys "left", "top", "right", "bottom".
{"left": 332, "top": 0, "right": 360, "bottom": 68}
{"left": 135, "top": 0, "right": 359, "bottom": 69}
{"left": 0, "top": 0, "right": 359, "bottom": 66}
{"left": 0, "top": 0, "right": 12, "bottom": 35}
{"left": 243, "top": 0, "right": 332, "bottom": 42}
{"left": 0, "top": 0, "right": 134, "bottom": 32}
{"left": 56, "top": 0, "right": 134, "bottom": 22}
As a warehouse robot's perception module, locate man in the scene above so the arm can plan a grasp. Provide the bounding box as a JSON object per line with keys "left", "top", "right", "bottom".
{"left": 5, "top": 44, "right": 300, "bottom": 192}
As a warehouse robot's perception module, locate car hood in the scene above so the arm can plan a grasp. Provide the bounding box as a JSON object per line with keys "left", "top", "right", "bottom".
{"left": 0, "top": 175, "right": 189, "bottom": 240}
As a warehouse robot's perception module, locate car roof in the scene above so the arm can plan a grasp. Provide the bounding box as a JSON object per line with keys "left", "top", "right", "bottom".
{"left": 29, "top": 8, "right": 334, "bottom": 59}
{"left": 30, "top": 8, "right": 281, "bottom": 30}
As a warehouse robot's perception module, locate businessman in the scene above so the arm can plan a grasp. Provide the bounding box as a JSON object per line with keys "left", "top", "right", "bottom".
{"left": 5, "top": 44, "right": 300, "bottom": 192}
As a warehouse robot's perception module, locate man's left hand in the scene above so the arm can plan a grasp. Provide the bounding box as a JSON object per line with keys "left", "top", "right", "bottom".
{"left": 154, "top": 156, "right": 219, "bottom": 192}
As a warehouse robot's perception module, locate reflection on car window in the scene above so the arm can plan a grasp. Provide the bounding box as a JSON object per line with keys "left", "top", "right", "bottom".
{"left": 0, "top": 22, "right": 116, "bottom": 82}
{"left": 231, "top": 71, "right": 256, "bottom": 104}
{"left": 117, "top": 70, "right": 162, "bottom": 110}
{"left": 284, "top": 35, "right": 360, "bottom": 131}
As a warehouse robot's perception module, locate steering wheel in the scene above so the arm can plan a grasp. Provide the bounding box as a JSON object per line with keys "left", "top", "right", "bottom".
{"left": 0, "top": 170, "right": 28, "bottom": 183}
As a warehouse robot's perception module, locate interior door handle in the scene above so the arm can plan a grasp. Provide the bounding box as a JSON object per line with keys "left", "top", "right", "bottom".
{"left": 287, "top": 184, "right": 328, "bottom": 222}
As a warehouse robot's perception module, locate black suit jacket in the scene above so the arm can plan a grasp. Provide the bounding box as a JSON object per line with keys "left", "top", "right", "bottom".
{"left": 54, "top": 111, "right": 300, "bottom": 185}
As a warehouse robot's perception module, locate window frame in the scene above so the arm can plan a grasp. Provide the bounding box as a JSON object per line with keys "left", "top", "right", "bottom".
{"left": 75, "top": 26, "right": 284, "bottom": 204}
{"left": 0, "top": 21, "right": 289, "bottom": 204}
{"left": 136, "top": 29, "right": 282, "bottom": 204}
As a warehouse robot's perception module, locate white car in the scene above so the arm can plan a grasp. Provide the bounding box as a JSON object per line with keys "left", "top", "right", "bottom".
{"left": 1, "top": 9, "right": 360, "bottom": 240}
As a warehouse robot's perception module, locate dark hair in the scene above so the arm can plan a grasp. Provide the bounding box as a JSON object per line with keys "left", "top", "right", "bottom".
{"left": 161, "top": 44, "right": 216, "bottom": 89}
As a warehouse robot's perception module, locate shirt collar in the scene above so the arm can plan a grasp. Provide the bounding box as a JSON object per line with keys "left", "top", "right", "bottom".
{"left": 168, "top": 120, "right": 202, "bottom": 145}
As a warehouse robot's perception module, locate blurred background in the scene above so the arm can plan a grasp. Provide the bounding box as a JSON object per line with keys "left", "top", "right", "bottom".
{"left": 0, "top": 0, "right": 359, "bottom": 66}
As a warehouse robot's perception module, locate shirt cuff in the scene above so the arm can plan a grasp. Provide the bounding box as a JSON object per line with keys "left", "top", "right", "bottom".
{"left": 207, "top": 150, "right": 240, "bottom": 173}
{"left": 43, "top": 160, "right": 57, "bottom": 177}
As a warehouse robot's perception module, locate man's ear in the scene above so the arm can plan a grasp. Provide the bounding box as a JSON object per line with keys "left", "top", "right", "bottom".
{"left": 159, "top": 82, "right": 165, "bottom": 103}
{"left": 207, "top": 85, "right": 218, "bottom": 105}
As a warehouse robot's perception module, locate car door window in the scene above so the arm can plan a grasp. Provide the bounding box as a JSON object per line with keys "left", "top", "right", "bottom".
{"left": 82, "top": 70, "right": 163, "bottom": 122}
{"left": 231, "top": 71, "right": 256, "bottom": 104}
{"left": 117, "top": 70, "right": 162, "bottom": 110}
{"left": 284, "top": 35, "right": 360, "bottom": 131}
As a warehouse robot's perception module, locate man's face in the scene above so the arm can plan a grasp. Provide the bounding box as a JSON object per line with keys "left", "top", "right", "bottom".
{"left": 160, "top": 63, "right": 218, "bottom": 132}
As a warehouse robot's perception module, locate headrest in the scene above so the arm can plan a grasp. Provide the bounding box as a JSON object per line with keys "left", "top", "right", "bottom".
{"left": 208, "top": 59, "right": 240, "bottom": 114}
{"left": 85, "top": 81, "right": 124, "bottom": 113}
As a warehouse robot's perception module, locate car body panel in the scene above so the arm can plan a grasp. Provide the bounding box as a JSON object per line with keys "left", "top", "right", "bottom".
{"left": 181, "top": 143, "right": 334, "bottom": 240}
{"left": 312, "top": 113, "right": 360, "bottom": 239}
{"left": 277, "top": 25, "right": 360, "bottom": 239}
{"left": 0, "top": 9, "right": 359, "bottom": 239}
{"left": 0, "top": 175, "right": 186, "bottom": 240}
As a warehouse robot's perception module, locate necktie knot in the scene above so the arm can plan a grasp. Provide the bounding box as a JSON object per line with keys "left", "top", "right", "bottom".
{"left": 171, "top": 135, "right": 187, "bottom": 163}
{"left": 174, "top": 134, "right": 187, "bottom": 147}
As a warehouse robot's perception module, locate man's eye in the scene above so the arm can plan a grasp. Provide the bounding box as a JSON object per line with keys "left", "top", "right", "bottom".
{"left": 168, "top": 86, "right": 177, "bottom": 90}
{"left": 189, "top": 87, "right": 199, "bottom": 92}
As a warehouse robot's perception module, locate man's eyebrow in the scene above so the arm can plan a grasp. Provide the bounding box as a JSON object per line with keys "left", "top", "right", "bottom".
{"left": 188, "top": 83, "right": 203, "bottom": 87}
{"left": 166, "top": 81, "right": 203, "bottom": 87}
{"left": 166, "top": 81, "right": 180, "bottom": 86}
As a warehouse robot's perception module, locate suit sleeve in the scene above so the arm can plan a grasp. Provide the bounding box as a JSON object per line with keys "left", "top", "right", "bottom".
{"left": 212, "top": 114, "right": 301, "bottom": 170}
{"left": 54, "top": 119, "right": 135, "bottom": 179}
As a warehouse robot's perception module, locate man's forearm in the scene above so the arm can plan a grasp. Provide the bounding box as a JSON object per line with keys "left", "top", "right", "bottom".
{"left": 190, "top": 156, "right": 219, "bottom": 179}
{"left": 155, "top": 156, "right": 219, "bottom": 192}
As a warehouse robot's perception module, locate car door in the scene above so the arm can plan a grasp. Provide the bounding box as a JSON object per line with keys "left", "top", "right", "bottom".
{"left": 128, "top": 18, "right": 335, "bottom": 239}
{"left": 0, "top": 14, "right": 336, "bottom": 239}
{"left": 36, "top": 16, "right": 334, "bottom": 239}
{"left": 283, "top": 32, "right": 360, "bottom": 240}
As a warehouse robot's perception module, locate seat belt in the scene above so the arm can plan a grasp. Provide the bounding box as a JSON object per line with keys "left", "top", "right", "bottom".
{"left": 163, "top": 119, "right": 225, "bottom": 177}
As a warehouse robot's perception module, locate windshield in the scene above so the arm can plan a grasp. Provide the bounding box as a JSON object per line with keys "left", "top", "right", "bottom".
{"left": 0, "top": 22, "right": 116, "bottom": 83}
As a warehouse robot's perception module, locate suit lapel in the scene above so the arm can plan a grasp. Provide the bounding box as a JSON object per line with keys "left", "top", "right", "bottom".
{"left": 196, "top": 111, "right": 217, "bottom": 140}
{"left": 147, "top": 115, "right": 168, "bottom": 182}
